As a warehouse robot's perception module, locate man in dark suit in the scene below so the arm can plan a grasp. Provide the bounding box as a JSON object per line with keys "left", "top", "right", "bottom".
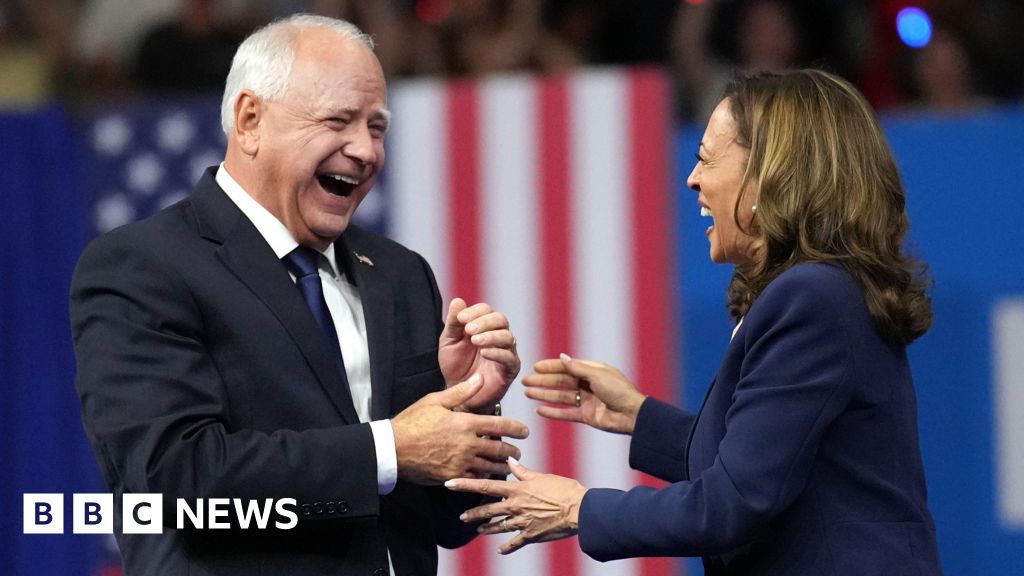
{"left": 71, "top": 14, "right": 528, "bottom": 576}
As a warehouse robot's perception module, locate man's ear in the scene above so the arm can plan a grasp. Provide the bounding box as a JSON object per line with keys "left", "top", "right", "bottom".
{"left": 233, "top": 90, "right": 262, "bottom": 156}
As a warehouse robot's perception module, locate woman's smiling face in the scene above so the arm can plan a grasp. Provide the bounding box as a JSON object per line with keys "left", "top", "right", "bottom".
{"left": 687, "top": 98, "right": 759, "bottom": 266}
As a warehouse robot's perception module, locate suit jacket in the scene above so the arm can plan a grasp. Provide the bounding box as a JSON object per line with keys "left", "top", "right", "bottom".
{"left": 71, "top": 170, "right": 484, "bottom": 576}
{"left": 578, "top": 263, "right": 942, "bottom": 575}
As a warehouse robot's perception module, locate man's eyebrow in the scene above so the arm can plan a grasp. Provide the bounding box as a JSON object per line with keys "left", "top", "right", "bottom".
{"left": 376, "top": 108, "right": 392, "bottom": 124}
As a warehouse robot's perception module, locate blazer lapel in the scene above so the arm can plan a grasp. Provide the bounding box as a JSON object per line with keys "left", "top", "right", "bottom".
{"left": 191, "top": 171, "right": 360, "bottom": 424}
{"left": 337, "top": 234, "right": 395, "bottom": 421}
{"left": 685, "top": 375, "right": 718, "bottom": 481}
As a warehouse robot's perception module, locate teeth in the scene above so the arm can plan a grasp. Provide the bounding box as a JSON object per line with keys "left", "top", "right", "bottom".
{"left": 329, "top": 174, "right": 360, "bottom": 186}
{"left": 700, "top": 206, "right": 712, "bottom": 217}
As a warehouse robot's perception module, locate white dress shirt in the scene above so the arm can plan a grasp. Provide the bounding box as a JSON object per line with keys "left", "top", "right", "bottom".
{"left": 215, "top": 164, "right": 398, "bottom": 495}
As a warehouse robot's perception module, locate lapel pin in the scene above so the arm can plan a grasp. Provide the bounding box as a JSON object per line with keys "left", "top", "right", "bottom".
{"left": 354, "top": 251, "right": 374, "bottom": 267}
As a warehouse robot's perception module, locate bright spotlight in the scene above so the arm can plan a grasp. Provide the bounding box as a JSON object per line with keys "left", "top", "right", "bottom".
{"left": 897, "top": 7, "right": 933, "bottom": 48}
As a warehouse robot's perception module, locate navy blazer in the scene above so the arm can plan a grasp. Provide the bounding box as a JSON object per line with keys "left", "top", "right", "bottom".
{"left": 71, "top": 170, "right": 485, "bottom": 576}
{"left": 578, "top": 263, "right": 942, "bottom": 575}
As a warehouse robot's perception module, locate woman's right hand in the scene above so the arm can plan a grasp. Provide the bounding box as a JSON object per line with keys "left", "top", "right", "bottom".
{"left": 522, "top": 354, "right": 647, "bottom": 435}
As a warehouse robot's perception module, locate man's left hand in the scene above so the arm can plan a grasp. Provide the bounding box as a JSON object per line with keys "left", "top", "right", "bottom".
{"left": 439, "top": 298, "right": 520, "bottom": 412}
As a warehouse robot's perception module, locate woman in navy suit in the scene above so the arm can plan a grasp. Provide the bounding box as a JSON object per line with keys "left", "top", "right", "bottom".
{"left": 446, "top": 69, "right": 943, "bottom": 575}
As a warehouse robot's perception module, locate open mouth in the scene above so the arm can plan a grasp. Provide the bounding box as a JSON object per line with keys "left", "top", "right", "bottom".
{"left": 317, "top": 173, "right": 360, "bottom": 197}
{"left": 700, "top": 205, "right": 714, "bottom": 234}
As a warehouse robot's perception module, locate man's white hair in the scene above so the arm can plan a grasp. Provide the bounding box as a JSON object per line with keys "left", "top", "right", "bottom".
{"left": 220, "top": 14, "right": 374, "bottom": 134}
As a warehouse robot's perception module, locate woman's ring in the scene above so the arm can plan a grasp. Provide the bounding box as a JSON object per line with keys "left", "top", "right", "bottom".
{"left": 575, "top": 391, "right": 582, "bottom": 407}
{"left": 501, "top": 517, "right": 510, "bottom": 531}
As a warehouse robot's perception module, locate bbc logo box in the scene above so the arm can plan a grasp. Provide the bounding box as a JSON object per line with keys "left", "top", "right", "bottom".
{"left": 23, "top": 494, "right": 63, "bottom": 534}
{"left": 24, "top": 493, "right": 161, "bottom": 534}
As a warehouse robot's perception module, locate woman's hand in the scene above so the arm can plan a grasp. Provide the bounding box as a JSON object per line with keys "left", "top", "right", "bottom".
{"left": 522, "top": 353, "right": 647, "bottom": 434}
{"left": 445, "top": 458, "right": 587, "bottom": 554}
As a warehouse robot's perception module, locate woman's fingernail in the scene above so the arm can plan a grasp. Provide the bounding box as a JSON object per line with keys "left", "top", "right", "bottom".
{"left": 560, "top": 352, "right": 571, "bottom": 362}
{"left": 508, "top": 456, "right": 519, "bottom": 465}
{"left": 445, "top": 480, "right": 457, "bottom": 488}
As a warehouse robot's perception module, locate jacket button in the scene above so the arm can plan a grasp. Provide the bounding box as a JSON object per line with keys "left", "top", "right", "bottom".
{"left": 300, "top": 504, "right": 312, "bottom": 517}
{"left": 325, "top": 501, "right": 336, "bottom": 514}
{"left": 313, "top": 502, "right": 324, "bottom": 515}
{"left": 338, "top": 500, "right": 350, "bottom": 514}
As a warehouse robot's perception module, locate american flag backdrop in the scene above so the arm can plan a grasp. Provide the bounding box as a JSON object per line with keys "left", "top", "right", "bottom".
{"left": 82, "top": 67, "right": 681, "bottom": 576}
{"left": 388, "top": 68, "right": 679, "bottom": 576}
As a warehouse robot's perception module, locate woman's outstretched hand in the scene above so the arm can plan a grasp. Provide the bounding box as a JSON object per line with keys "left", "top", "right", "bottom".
{"left": 522, "top": 353, "right": 647, "bottom": 434}
{"left": 445, "top": 458, "right": 587, "bottom": 554}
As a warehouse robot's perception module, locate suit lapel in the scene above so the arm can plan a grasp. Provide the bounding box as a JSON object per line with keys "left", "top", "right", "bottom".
{"left": 685, "top": 375, "right": 718, "bottom": 481}
{"left": 337, "top": 233, "right": 395, "bottom": 421}
{"left": 191, "top": 171, "right": 360, "bottom": 424}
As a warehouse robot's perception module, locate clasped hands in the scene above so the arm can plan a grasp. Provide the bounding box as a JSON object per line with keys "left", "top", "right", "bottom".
{"left": 446, "top": 353, "right": 649, "bottom": 553}
{"left": 389, "top": 297, "right": 648, "bottom": 553}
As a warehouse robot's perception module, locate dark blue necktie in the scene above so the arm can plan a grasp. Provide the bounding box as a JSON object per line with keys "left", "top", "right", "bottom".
{"left": 283, "top": 246, "right": 349, "bottom": 387}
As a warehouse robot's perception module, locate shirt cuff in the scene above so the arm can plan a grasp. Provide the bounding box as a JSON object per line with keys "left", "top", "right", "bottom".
{"left": 369, "top": 419, "right": 398, "bottom": 495}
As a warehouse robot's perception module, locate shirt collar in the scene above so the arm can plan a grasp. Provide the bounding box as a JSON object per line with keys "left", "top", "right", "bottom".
{"left": 730, "top": 317, "right": 744, "bottom": 342}
{"left": 215, "top": 163, "right": 340, "bottom": 278}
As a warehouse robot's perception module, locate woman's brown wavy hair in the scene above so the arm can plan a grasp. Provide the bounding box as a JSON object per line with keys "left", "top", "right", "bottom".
{"left": 723, "top": 69, "right": 932, "bottom": 345}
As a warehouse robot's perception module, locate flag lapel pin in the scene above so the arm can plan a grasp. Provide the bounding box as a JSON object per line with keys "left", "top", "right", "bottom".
{"left": 354, "top": 251, "right": 374, "bottom": 267}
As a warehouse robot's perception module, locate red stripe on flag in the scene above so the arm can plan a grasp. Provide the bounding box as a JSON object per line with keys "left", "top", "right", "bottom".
{"left": 447, "top": 81, "right": 483, "bottom": 303}
{"left": 446, "top": 80, "right": 488, "bottom": 576}
{"left": 630, "top": 68, "right": 679, "bottom": 576}
{"left": 538, "top": 75, "right": 579, "bottom": 576}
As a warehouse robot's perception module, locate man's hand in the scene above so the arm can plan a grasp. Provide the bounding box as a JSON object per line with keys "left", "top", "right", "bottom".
{"left": 392, "top": 375, "right": 530, "bottom": 485}
{"left": 438, "top": 298, "right": 521, "bottom": 412}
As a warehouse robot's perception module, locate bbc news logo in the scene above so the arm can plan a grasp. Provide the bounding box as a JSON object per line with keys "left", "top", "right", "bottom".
{"left": 23, "top": 494, "right": 298, "bottom": 534}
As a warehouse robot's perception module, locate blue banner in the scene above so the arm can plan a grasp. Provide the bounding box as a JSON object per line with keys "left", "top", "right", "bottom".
{"left": 0, "top": 106, "right": 105, "bottom": 575}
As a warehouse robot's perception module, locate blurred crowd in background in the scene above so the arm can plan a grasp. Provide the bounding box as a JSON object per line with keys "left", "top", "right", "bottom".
{"left": 2, "top": 0, "right": 1023, "bottom": 122}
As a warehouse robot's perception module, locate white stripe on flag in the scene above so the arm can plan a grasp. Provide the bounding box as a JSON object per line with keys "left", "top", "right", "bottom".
{"left": 389, "top": 79, "right": 450, "bottom": 296}
{"left": 571, "top": 69, "right": 637, "bottom": 576}
{"left": 388, "top": 78, "right": 456, "bottom": 576}
{"left": 479, "top": 74, "right": 547, "bottom": 576}
{"left": 994, "top": 298, "right": 1024, "bottom": 529}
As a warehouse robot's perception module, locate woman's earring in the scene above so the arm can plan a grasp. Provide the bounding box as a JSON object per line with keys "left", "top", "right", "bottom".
{"left": 751, "top": 204, "right": 757, "bottom": 213}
